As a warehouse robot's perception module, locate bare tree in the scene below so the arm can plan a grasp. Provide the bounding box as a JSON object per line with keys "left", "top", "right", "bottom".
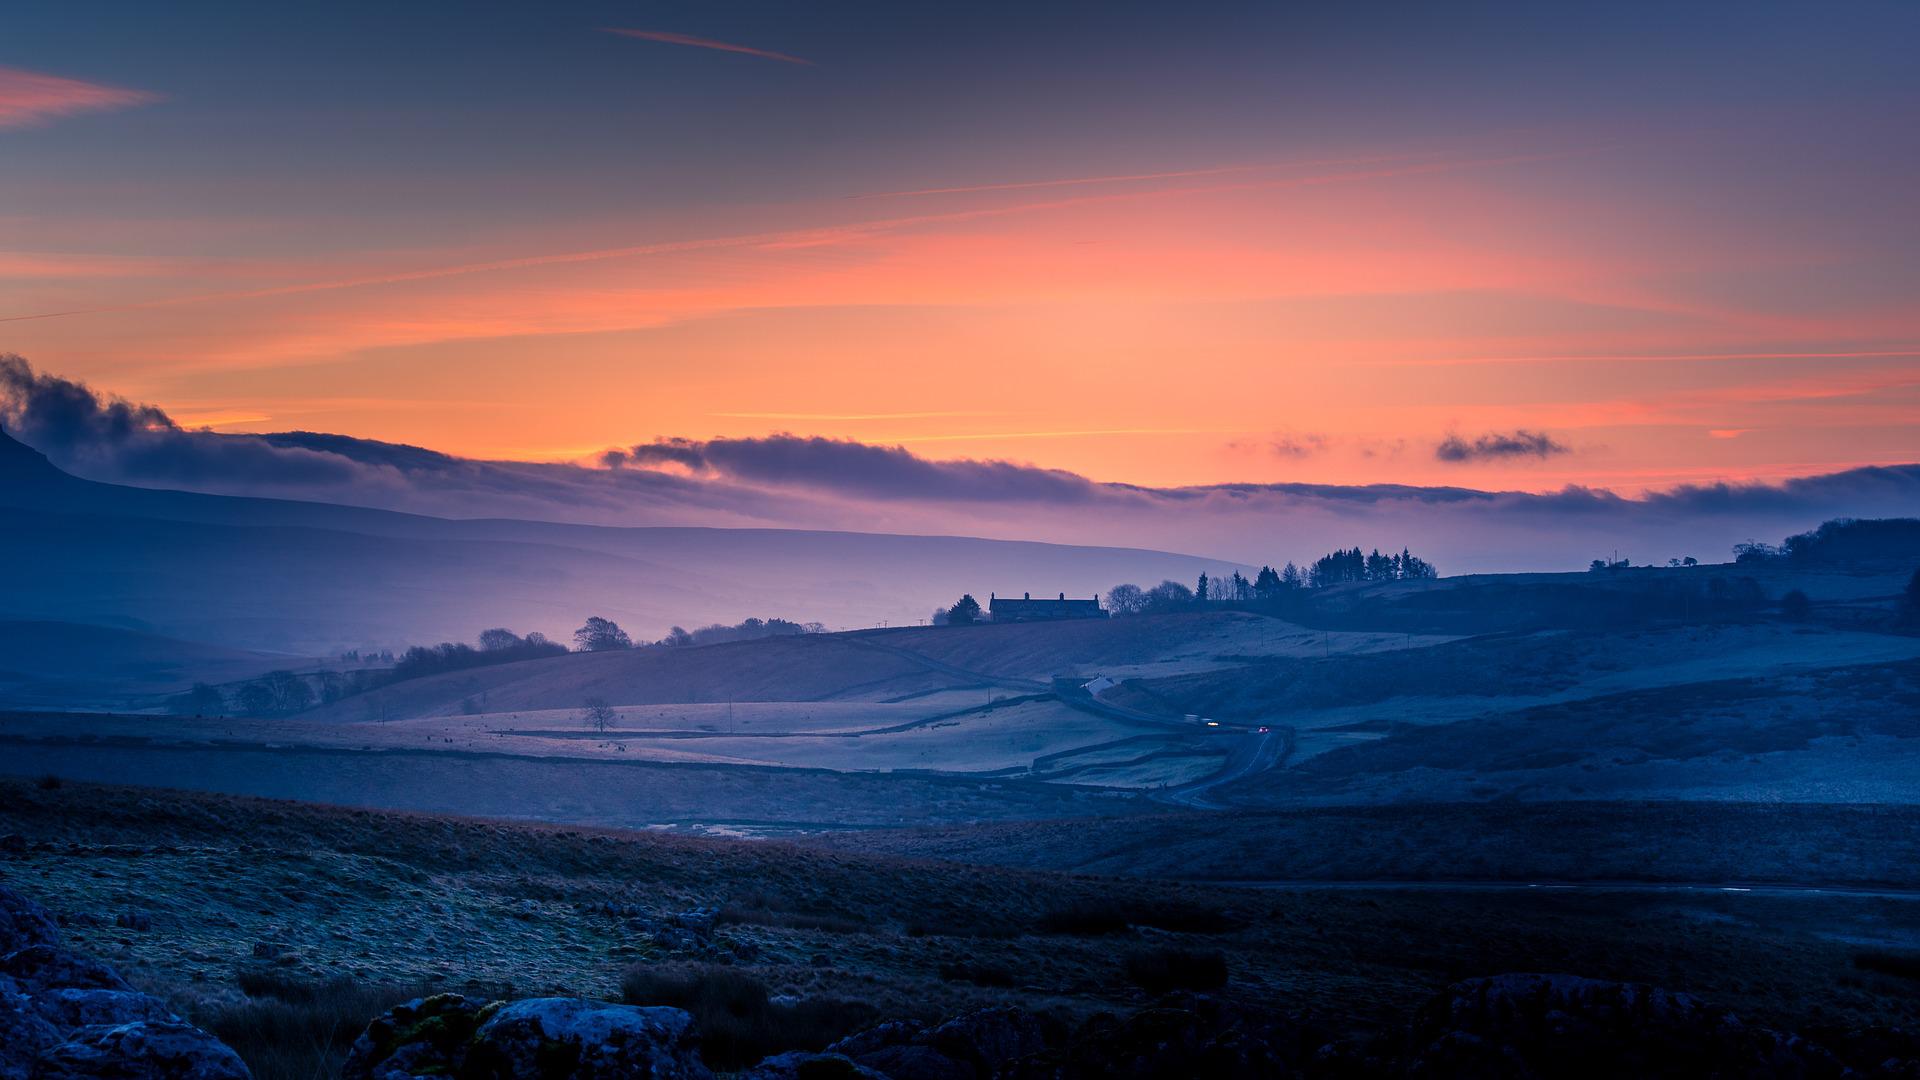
{"left": 582, "top": 697, "right": 618, "bottom": 733}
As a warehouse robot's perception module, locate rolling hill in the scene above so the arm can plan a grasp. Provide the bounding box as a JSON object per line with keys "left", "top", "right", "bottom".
{"left": 0, "top": 620, "right": 300, "bottom": 710}
{"left": 0, "top": 426, "right": 1237, "bottom": 655}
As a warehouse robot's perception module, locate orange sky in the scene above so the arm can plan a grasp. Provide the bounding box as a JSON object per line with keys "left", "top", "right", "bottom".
{"left": 5, "top": 5, "right": 1918, "bottom": 496}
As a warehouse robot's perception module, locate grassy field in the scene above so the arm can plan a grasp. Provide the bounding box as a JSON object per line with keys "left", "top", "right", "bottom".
{"left": 805, "top": 801, "right": 1920, "bottom": 886}
{"left": 3, "top": 779, "right": 1918, "bottom": 1079}
{"left": 0, "top": 735, "right": 1156, "bottom": 831}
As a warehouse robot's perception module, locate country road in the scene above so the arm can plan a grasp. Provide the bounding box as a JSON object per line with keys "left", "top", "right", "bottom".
{"left": 1156, "top": 725, "right": 1294, "bottom": 809}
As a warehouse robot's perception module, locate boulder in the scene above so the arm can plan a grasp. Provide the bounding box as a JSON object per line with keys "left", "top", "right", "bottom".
{"left": 0, "top": 988, "right": 60, "bottom": 1080}
{"left": 1408, "top": 973, "right": 1848, "bottom": 1079}
{"left": 852, "top": 1044, "right": 971, "bottom": 1080}
{"left": 738, "top": 1051, "right": 891, "bottom": 1080}
{"left": 915, "top": 1007, "right": 1063, "bottom": 1077}
{"left": 824, "top": 1007, "right": 1063, "bottom": 1080}
{"left": 33, "top": 988, "right": 181, "bottom": 1032}
{"left": 1001, "top": 998, "right": 1317, "bottom": 1080}
{"left": 36, "top": 1019, "right": 253, "bottom": 1080}
{"left": 342, "top": 994, "right": 494, "bottom": 1080}
{"left": 0, "top": 887, "right": 58, "bottom": 953}
{"left": 667, "top": 909, "right": 717, "bottom": 938}
{"left": 825, "top": 1019, "right": 925, "bottom": 1059}
{"left": 465, "top": 998, "right": 713, "bottom": 1080}
{"left": 0, "top": 944, "right": 134, "bottom": 993}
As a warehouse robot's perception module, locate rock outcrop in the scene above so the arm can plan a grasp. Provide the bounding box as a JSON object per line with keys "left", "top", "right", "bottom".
{"left": 345, "top": 994, "right": 712, "bottom": 1080}
{"left": 0, "top": 883, "right": 250, "bottom": 1080}
{"left": 1407, "top": 973, "right": 1849, "bottom": 1079}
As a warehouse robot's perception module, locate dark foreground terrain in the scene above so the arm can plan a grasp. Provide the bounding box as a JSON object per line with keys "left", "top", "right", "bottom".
{"left": 3, "top": 778, "right": 1918, "bottom": 1077}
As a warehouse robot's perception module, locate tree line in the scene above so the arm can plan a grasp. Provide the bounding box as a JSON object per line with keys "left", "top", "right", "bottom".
{"left": 931, "top": 546, "right": 1441, "bottom": 625}
{"left": 171, "top": 613, "right": 824, "bottom": 718}
{"left": 1104, "top": 546, "right": 1438, "bottom": 617}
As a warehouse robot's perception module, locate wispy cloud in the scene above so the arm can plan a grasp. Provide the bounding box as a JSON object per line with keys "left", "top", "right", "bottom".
{"left": 601, "top": 28, "right": 813, "bottom": 66}
{"left": 1376, "top": 347, "right": 1920, "bottom": 368}
{"left": 1270, "top": 434, "right": 1330, "bottom": 458}
{"left": 846, "top": 152, "right": 1420, "bottom": 200}
{"left": 3, "top": 152, "right": 1534, "bottom": 327}
{"left": 891, "top": 428, "right": 1225, "bottom": 444}
{"left": 1435, "top": 430, "right": 1570, "bottom": 463}
{"left": 0, "top": 66, "right": 157, "bottom": 130}
{"left": 713, "top": 411, "right": 994, "bottom": 421}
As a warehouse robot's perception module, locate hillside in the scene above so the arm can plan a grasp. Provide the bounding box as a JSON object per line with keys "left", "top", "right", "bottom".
{"left": 0, "top": 427, "right": 1235, "bottom": 654}
{"left": 304, "top": 611, "right": 1439, "bottom": 722}
{"left": 4, "top": 779, "right": 1916, "bottom": 1080}
{"left": 0, "top": 620, "right": 301, "bottom": 710}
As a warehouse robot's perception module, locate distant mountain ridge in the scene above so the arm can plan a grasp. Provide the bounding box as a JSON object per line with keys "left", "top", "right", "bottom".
{"left": 0, "top": 426, "right": 1238, "bottom": 654}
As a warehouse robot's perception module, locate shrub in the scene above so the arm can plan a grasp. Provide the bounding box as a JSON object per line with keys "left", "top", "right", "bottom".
{"left": 1037, "top": 898, "right": 1244, "bottom": 936}
{"left": 1781, "top": 589, "right": 1812, "bottom": 621}
{"left": 1854, "top": 950, "right": 1920, "bottom": 981}
{"left": 33, "top": 774, "right": 61, "bottom": 790}
{"left": 1122, "top": 947, "right": 1229, "bottom": 994}
{"left": 716, "top": 904, "right": 865, "bottom": 935}
{"left": 620, "top": 962, "right": 876, "bottom": 1069}
{"left": 203, "top": 974, "right": 435, "bottom": 1080}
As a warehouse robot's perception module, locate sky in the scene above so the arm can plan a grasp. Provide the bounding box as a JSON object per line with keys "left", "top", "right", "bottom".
{"left": 3, "top": 1, "right": 1919, "bottom": 505}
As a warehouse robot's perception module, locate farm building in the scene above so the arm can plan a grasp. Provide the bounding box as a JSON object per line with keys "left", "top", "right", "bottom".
{"left": 989, "top": 592, "right": 1108, "bottom": 622}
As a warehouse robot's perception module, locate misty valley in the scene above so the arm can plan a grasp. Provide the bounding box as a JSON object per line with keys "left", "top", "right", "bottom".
{"left": 7, "top": 4, "right": 1920, "bottom": 1076}
{"left": 4, "top": 424, "right": 1920, "bottom": 1078}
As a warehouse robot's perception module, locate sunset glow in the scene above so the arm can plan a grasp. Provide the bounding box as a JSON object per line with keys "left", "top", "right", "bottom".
{"left": 4, "top": 3, "right": 1917, "bottom": 495}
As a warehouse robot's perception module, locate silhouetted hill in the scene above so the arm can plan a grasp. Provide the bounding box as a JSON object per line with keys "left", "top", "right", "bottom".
{"left": 0, "top": 620, "right": 292, "bottom": 709}
{"left": 0, "top": 427, "right": 1233, "bottom": 655}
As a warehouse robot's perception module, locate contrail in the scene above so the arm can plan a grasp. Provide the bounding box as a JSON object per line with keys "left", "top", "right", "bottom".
{"left": 601, "top": 28, "right": 812, "bottom": 66}
{"left": 846, "top": 152, "right": 1430, "bottom": 200}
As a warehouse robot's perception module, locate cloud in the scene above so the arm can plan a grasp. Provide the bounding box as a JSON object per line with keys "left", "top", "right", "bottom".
{"left": 601, "top": 28, "right": 812, "bottom": 66}
{"left": 0, "top": 66, "right": 157, "bottom": 130}
{"left": 0, "top": 354, "right": 361, "bottom": 485}
{"left": 606, "top": 435, "right": 1107, "bottom": 504}
{"left": 6, "top": 358, "right": 1917, "bottom": 577}
{"left": 1269, "top": 434, "right": 1329, "bottom": 458}
{"left": 1434, "top": 429, "right": 1570, "bottom": 463}
{"left": 0, "top": 356, "right": 816, "bottom": 526}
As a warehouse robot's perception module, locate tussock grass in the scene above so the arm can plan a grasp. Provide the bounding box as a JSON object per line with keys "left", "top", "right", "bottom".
{"left": 1854, "top": 950, "right": 1920, "bottom": 981}
{"left": 1036, "top": 898, "right": 1244, "bottom": 936}
{"left": 1123, "top": 947, "right": 1229, "bottom": 994}
{"left": 620, "top": 962, "right": 878, "bottom": 1069}
{"left": 206, "top": 974, "right": 435, "bottom": 1080}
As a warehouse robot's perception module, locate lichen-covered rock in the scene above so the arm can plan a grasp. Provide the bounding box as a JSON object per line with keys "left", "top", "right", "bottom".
{"left": 33, "top": 988, "right": 181, "bottom": 1032}
{"left": 914, "top": 1007, "right": 1063, "bottom": 1077}
{"left": 850, "top": 1043, "right": 971, "bottom": 1080}
{"left": 1001, "top": 997, "right": 1324, "bottom": 1080}
{"left": 36, "top": 1019, "right": 253, "bottom": 1080}
{"left": 464, "top": 998, "right": 712, "bottom": 1080}
{"left": 824, "top": 1019, "right": 924, "bottom": 1060}
{"left": 0, "top": 987, "right": 61, "bottom": 1080}
{"left": 342, "top": 994, "right": 495, "bottom": 1080}
{"left": 737, "top": 1051, "right": 891, "bottom": 1079}
{"left": 0, "top": 944, "right": 134, "bottom": 994}
{"left": 0, "top": 886, "right": 58, "bottom": 954}
{"left": 1408, "top": 973, "right": 1848, "bottom": 1079}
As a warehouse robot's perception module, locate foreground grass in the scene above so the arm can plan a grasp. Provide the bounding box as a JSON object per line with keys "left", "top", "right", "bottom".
{"left": 1, "top": 779, "right": 1916, "bottom": 1078}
